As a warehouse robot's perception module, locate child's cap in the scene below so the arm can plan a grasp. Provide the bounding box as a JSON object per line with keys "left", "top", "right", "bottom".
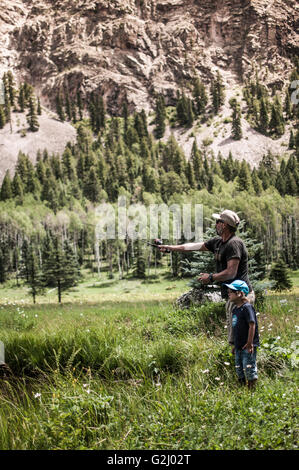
{"left": 224, "top": 280, "right": 249, "bottom": 295}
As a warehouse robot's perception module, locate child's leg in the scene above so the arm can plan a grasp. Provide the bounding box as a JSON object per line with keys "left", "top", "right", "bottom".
{"left": 242, "top": 348, "right": 258, "bottom": 388}
{"left": 235, "top": 350, "right": 246, "bottom": 383}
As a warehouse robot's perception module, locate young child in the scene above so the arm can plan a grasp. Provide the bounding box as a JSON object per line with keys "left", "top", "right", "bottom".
{"left": 224, "top": 280, "right": 260, "bottom": 390}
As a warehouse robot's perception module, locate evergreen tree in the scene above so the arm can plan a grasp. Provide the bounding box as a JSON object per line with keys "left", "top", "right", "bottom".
{"left": 258, "top": 97, "right": 269, "bottom": 134}
{"left": 269, "top": 259, "right": 293, "bottom": 291}
{"left": 18, "top": 84, "right": 25, "bottom": 112}
{"left": 37, "top": 97, "right": 42, "bottom": 115}
{"left": 230, "top": 99, "right": 242, "bottom": 140}
{"left": 122, "top": 99, "right": 129, "bottom": 143}
{"left": 269, "top": 95, "right": 285, "bottom": 136}
{"left": 84, "top": 166, "right": 102, "bottom": 202}
{"left": 77, "top": 90, "right": 84, "bottom": 121}
{"left": 25, "top": 243, "right": 44, "bottom": 303}
{"left": 190, "top": 140, "right": 203, "bottom": 186}
{"left": 12, "top": 172, "right": 24, "bottom": 200}
{"left": 7, "top": 71, "right": 16, "bottom": 107}
{"left": 284, "top": 89, "right": 292, "bottom": 120}
{"left": 56, "top": 91, "right": 65, "bottom": 122}
{"left": 251, "top": 168, "right": 263, "bottom": 195}
{"left": 289, "top": 130, "right": 295, "bottom": 149}
{"left": 155, "top": 95, "right": 166, "bottom": 139}
{"left": 0, "top": 105, "right": 6, "bottom": 128}
{"left": 42, "top": 236, "right": 81, "bottom": 303}
{"left": 64, "top": 87, "right": 72, "bottom": 121}
{"left": 236, "top": 160, "right": 252, "bottom": 192}
{"left": 193, "top": 78, "right": 208, "bottom": 116}
{"left": 211, "top": 71, "right": 225, "bottom": 114}
{"left": 27, "top": 95, "right": 39, "bottom": 132}
{"left": 176, "top": 92, "right": 194, "bottom": 126}
{"left": 0, "top": 170, "right": 13, "bottom": 201}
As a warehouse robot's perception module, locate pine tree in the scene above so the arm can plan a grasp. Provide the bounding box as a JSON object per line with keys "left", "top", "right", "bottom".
{"left": 64, "top": 87, "right": 72, "bottom": 121}
{"left": 193, "top": 78, "right": 208, "bottom": 116}
{"left": 211, "top": 71, "right": 225, "bottom": 114}
{"left": 230, "top": 99, "right": 242, "bottom": 140}
{"left": 18, "top": 84, "right": 25, "bottom": 112}
{"left": 0, "top": 170, "right": 13, "bottom": 201}
{"left": 289, "top": 130, "right": 295, "bottom": 149}
{"left": 190, "top": 140, "right": 203, "bottom": 186}
{"left": 12, "top": 172, "right": 24, "bottom": 200}
{"left": 27, "top": 95, "right": 39, "bottom": 132}
{"left": 7, "top": 71, "right": 16, "bottom": 107}
{"left": 77, "top": 90, "right": 84, "bottom": 121}
{"left": 259, "top": 97, "right": 269, "bottom": 134}
{"left": 56, "top": 91, "right": 65, "bottom": 122}
{"left": 37, "top": 97, "right": 42, "bottom": 115}
{"left": 284, "top": 89, "right": 292, "bottom": 120}
{"left": 251, "top": 168, "right": 263, "bottom": 195}
{"left": 269, "top": 259, "right": 293, "bottom": 291}
{"left": 25, "top": 243, "right": 44, "bottom": 303}
{"left": 42, "top": 236, "right": 81, "bottom": 303}
{"left": 84, "top": 166, "right": 102, "bottom": 202}
{"left": 0, "top": 105, "right": 6, "bottom": 129}
{"left": 236, "top": 160, "right": 252, "bottom": 192}
{"left": 269, "top": 95, "right": 285, "bottom": 136}
{"left": 155, "top": 95, "right": 166, "bottom": 139}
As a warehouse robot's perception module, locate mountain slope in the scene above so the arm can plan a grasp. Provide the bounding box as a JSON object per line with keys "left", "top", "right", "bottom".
{"left": 0, "top": 0, "right": 297, "bottom": 112}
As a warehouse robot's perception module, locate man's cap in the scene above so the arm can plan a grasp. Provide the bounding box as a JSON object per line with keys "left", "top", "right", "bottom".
{"left": 224, "top": 280, "right": 249, "bottom": 295}
{"left": 212, "top": 209, "right": 240, "bottom": 228}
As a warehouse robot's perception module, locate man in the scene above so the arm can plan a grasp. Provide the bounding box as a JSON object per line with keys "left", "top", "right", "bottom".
{"left": 159, "top": 209, "right": 255, "bottom": 346}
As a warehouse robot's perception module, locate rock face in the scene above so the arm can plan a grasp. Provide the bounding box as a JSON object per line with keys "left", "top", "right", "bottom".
{"left": 0, "top": 0, "right": 298, "bottom": 113}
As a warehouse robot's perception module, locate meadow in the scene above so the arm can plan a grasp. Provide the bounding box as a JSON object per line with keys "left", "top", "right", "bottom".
{"left": 0, "top": 270, "right": 298, "bottom": 450}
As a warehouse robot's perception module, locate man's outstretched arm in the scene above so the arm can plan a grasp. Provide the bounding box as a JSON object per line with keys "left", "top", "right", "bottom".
{"left": 159, "top": 242, "right": 208, "bottom": 252}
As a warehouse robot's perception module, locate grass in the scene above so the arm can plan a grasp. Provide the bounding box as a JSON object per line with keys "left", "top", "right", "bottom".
{"left": 0, "top": 270, "right": 298, "bottom": 450}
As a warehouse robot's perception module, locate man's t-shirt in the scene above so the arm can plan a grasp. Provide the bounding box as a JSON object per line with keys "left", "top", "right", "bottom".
{"left": 232, "top": 302, "right": 260, "bottom": 350}
{"left": 204, "top": 235, "right": 252, "bottom": 298}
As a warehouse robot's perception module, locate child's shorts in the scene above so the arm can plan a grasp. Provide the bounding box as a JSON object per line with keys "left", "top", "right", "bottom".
{"left": 235, "top": 348, "right": 258, "bottom": 381}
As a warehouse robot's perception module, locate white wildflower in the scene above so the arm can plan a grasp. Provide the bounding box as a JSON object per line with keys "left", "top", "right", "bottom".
{"left": 34, "top": 393, "right": 41, "bottom": 398}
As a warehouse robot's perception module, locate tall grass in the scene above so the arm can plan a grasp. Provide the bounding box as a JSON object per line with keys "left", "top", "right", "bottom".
{"left": 0, "top": 276, "right": 298, "bottom": 450}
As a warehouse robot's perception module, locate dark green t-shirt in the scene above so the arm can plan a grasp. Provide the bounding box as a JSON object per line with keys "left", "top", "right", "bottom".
{"left": 204, "top": 235, "right": 252, "bottom": 299}
{"left": 232, "top": 302, "right": 260, "bottom": 350}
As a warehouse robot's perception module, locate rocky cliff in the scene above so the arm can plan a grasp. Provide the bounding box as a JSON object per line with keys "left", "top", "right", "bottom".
{"left": 0, "top": 0, "right": 298, "bottom": 113}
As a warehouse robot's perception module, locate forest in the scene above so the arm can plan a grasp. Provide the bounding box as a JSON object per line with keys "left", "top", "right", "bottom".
{"left": 0, "top": 65, "right": 298, "bottom": 302}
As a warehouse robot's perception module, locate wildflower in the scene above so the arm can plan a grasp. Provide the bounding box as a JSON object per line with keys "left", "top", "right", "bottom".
{"left": 83, "top": 383, "right": 89, "bottom": 388}
{"left": 34, "top": 393, "right": 41, "bottom": 398}
{"left": 280, "top": 299, "right": 287, "bottom": 304}
{"left": 201, "top": 369, "right": 209, "bottom": 374}
{"left": 224, "top": 362, "right": 230, "bottom": 366}
{"left": 215, "top": 377, "right": 220, "bottom": 381}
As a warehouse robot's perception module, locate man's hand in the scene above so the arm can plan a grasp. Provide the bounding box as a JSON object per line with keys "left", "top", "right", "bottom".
{"left": 198, "top": 273, "right": 210, "bottom": 284}
{"left": 242, "top": 342, "right": 254, "bottom": 354}
{"left": 158, "top": 245, "right": 171, "bottom": 252}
